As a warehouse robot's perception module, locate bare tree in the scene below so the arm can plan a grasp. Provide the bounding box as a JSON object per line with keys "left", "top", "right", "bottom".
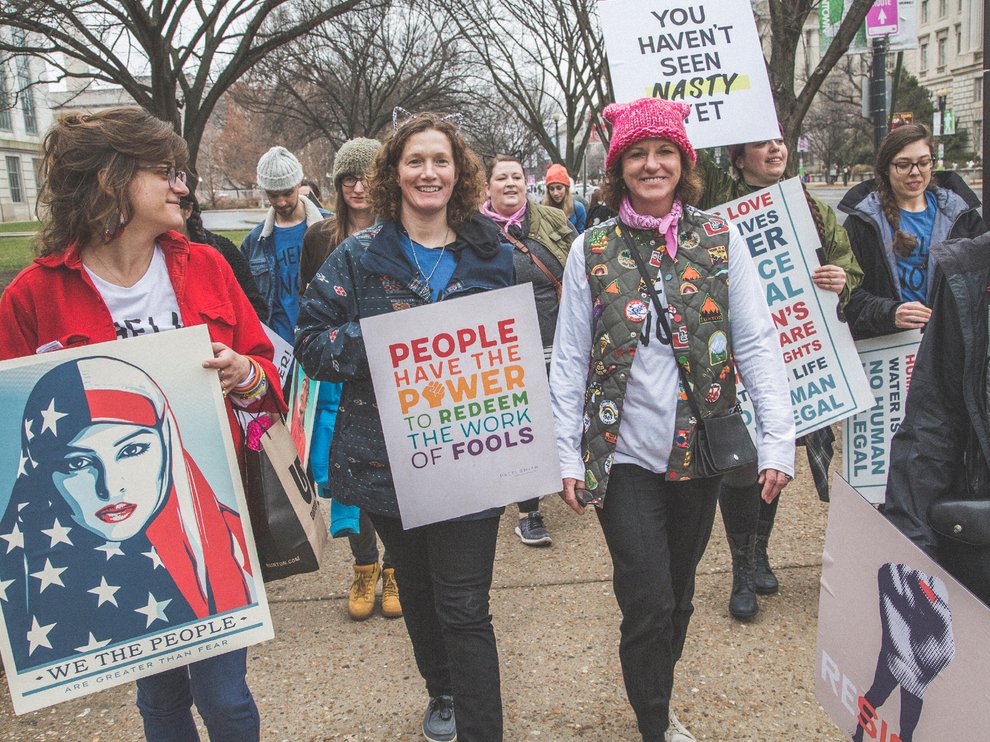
{"left": 443, "top": 0, "right": 611, "bottom": 175}
{"left": 762, "top": 0, "right": 876, "bottom": 173}
{"left": 234, "top": 4, "right": 474, "bottom": 152}
{"left": 0, "top": 0, "right": 368, "bottom": 183}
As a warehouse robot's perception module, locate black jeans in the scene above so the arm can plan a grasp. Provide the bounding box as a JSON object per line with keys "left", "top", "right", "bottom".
{"left": 369, "top": 513, "right": 503, "bottom": 742}
{"left": 596, "top": 464, "right": 720, "bottom": 741}
{"left": 349, "top": 509, "right": 391, "bottom": 568}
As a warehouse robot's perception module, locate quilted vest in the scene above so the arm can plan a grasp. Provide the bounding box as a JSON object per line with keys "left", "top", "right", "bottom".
{"left": 581, "top": 207, "right": 738, "bottom": 502}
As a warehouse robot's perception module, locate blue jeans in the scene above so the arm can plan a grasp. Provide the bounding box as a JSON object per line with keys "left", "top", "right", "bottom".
{"left": 370, "top": 513, "right": 502, "bottom": 742}
{"left": 136, "top": 648, "right": 259, "bottom": 742}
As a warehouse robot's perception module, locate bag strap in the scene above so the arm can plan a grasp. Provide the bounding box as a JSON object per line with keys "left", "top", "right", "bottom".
{"left": 619, "top": 229, "right": 707, "bottom": 422}
{"left": 502, "top": 229, "right": 563, "bottom": 302}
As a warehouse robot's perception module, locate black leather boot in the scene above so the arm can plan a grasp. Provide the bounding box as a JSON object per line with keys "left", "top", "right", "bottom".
{"left": 754, "top": 498, "right": 779, "bottom": 595}
{"left": 726, "top": 531, "right": 758, "bottom": 620}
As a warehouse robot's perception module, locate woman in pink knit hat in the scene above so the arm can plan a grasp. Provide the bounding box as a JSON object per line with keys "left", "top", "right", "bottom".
{"left": 549, "top": 97, "right": 795, "bottom": 742}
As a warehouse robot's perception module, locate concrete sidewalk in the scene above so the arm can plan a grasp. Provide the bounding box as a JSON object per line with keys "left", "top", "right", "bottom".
{"left": 2, "top": 449, "right": 846, "bottom": 741}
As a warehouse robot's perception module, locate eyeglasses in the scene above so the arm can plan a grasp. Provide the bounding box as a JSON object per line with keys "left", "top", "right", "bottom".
{"left": 140, "top": 163, "right": 187, "bottom": 188}
{"left": 892, "top": 158, "right": 933, "bottom": 175}
{"left": 341, "top": 175, "right": 364, "bottom": 189}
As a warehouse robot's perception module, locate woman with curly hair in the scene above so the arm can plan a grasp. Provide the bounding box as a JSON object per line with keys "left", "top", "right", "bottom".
{"left": 295, "top": 112, "right": 512, "bottom": 742}
{"left": 838, "top": 123, "right": 986, "bottom": 339}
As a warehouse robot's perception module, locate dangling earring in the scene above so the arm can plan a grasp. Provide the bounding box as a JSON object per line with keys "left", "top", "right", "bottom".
{"left": 103, "top": 207, "right": 126, "bottom": 242}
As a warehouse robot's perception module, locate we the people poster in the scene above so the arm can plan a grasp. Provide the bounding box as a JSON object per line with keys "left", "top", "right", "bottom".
{"left": 361, "top": 285, "right": 561, "bottom": 528}
{"left": 598, "top": 0, "right": 780, "bottom": 148}
{"left": 816, "top": 476, "right": 990, "bottom": 740}
{"left": 708, "top": 178, "right": 874, "bottom": 437}
{"left": 0, "top": 326, "right": 273, "bottom": 714}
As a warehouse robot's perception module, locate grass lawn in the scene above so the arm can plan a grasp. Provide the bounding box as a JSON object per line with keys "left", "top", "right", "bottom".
{"left": 0, "top": 220, "right": 41, "bottom": 234}
{"left": 0, "top": 236, "right": 36, "bottom": 273}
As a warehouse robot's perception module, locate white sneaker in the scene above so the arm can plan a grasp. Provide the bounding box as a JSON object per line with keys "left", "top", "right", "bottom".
{"left": 665, "top": 709, "right": 696, "bottom": 742}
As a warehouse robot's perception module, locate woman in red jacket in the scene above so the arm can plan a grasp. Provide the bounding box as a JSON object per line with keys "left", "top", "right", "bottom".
{"left": 0, "top": 107, "right": 285, "bottom": 742}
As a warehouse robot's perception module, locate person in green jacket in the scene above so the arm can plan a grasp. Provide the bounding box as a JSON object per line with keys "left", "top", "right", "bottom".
{"left": 698, "top": 136, "right": 864, "bottom": 621}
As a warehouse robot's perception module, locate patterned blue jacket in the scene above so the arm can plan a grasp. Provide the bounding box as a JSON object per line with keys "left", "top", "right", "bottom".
{"left": 294, "top": 215, "right": 513, "bottom": 516}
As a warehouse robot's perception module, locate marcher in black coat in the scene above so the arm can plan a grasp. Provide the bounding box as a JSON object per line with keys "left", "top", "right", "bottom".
{"left": 884, "top": 233, "right": 990, "bottom": 606}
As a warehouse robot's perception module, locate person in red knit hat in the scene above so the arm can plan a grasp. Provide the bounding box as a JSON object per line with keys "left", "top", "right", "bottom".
{"left": 542, "top": 163, "right": 587, "bottom": 232}
{"left": 550, "top": 96, "right": 794, "bottom": 742}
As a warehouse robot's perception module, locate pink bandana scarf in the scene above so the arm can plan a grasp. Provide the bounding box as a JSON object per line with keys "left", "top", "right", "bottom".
{"left": 619, "top": 196, "right": 683, "bottom": 259}
{"left": 481, "top": 199, "right": 527, "bottom": 232}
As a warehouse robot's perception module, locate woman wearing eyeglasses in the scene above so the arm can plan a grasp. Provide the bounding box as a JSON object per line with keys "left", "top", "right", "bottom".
{"left": 838, "top": 123, "right": 986, "bottom": 339}
{"left": 0, "top": 107, "right": 286, "bottom": 741}
{"left": 300, "top": 138, "right": 403, "bottom": 623}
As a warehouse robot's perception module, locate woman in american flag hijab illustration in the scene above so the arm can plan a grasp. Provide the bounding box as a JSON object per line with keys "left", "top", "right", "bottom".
{"left": 0, "top": 356, "right": 254, "bottom": 671}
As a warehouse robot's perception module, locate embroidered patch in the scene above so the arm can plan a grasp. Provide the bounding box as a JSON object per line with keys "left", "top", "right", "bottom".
{"left": 667, "top": 305, "right": 683, "bottom": 323}
{"left": 681, "top": 265, "right": 701, "bottom": 282}
{"left": 706, "top": 382, "right": 722, "bottom": 403}
{"left": 599, "top": 332, "right": 611, "bottom": 355}
{"left": 617, "top": 250, "right": 636, "bottom": 269}
{"left": 649, "top": 250, "right": 664, "bottom": 268}
{"left": 677, "top": 380, "right": 688, "bottom": 401}
{"left": 707, "top": 244, "right": 728, "bottom": 266}
{"left": 675, "top": 429, "right": 690, "bottom": 448}
{"left": 605, "top": 280, "right": 620, "bottom": 294}
{"left": 709, "top": 331, "right": 728, "bottom": 365}
{"left": 680, "top": 231, "right": 699, "bottom": 250}
{"left": 672, "top": 325, "right": 690, "bottom": 350}
{"left": 604, "top": 431, "right": 618, "bottom": 444}
{"left": 704, "top": 217, "right": 729, "bottom": 236}
{"left": 334, "top": 285, "right": 347, "bottom": 296}
{"left": 624, "top": 299, "right": 649, "bottom": 323}
{"left": 585, "top": 470, "right": 599, "bottom": 490}
{"left": 604, "top": 453, "right": 614, "bottom": 474}
{"left": 591, "top": 264, "right": 609, "bottom": 276}
{"left": 680, "top": 282, "right": 698, "bottom": 295}
{"left": 700, "top": 295, "right": 723, "bottom": 322}
{"left": 583, "top": 413, "right": 592, "bottom": 432}
{"left": 594, "top": 360, "right": 618, "bottom": 379}
{"left": 591, "top": 243, "right": 608, "bottom": 254}
{"left": 598, "top": 399, "right": 619, "bottom": 425}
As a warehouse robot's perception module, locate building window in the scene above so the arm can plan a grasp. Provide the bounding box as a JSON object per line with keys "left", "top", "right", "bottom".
{"left": 0, "top": 69, "right": 11, "bottom": 132}
{"left": 920, "top": 43, "right": 929, "bottom": 73}
{"left": 15, "top": 57, "right": 37, "bottom": 135}
{"left": 937, "top": 33, "right": 947, "bottom": 70}
{"left": 938, "top": 0, "right": 946, "bottom": 17}
{"left": 921, "top": 0, "right": 928, "bottom": 22}
{"left": 6, "top": 156, "right": 23, "bottom": 203}
{"left": 956, "top": 24, "right": 962, "bottom": 54}
{"left": 976, "top": 78, "right": 984, "bottom": 102}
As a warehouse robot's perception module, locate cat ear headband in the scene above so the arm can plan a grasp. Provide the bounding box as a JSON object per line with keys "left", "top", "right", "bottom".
{"left": 392, "top": 106, "right": 464, "bottom": 131}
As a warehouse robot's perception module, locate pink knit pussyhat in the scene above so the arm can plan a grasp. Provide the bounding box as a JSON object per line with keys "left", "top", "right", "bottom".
{"left": 603, "top": 98, "right": 696, "bottom": 171}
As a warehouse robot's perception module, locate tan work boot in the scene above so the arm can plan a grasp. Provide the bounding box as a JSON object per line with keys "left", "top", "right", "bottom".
{"left": 348, "top": 563, "right": 380, "bottom": 621}
{"left": 380, "top": 567, "right": 403, "bottom": 618}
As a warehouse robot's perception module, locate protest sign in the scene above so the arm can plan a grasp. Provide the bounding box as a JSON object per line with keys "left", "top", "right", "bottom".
{"left": 286, "top": 362, "right": 319, "bottom": 468}
{"left": 708, "top": 178, "right": 873, "bottom": 436}
{"left": 0, "top": 326, "right": 273, "bottom": 714}
{"left": 842, "top": 330, "right": 922, "bottom": 503}
{"left": 361, "top": 285, "right": 561, "bottom": 528}
{"left": 598, "top": 0, "right": 780, "bottom": 148}
{"left": 816, "top": 476, "right": 990, "bottom": 740}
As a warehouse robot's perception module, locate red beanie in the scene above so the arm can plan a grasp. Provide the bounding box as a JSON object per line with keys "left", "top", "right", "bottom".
{"left": 545, "top": 163, "right": 571, "bottom": 187}
{"left": 604, "top": 98, "right": 696, "bottom": 171}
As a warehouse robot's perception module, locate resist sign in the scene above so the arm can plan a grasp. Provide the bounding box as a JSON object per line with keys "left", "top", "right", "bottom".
{"left": 361, "top": 285, "right": 561, "bottom": 528}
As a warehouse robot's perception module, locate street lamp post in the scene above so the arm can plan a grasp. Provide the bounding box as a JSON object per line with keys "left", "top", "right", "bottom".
{"left": 552, "top": 112, "right": 561, "bottom": 159}
{"left": 936, "top": 87, "right": 949, "bottom": 167}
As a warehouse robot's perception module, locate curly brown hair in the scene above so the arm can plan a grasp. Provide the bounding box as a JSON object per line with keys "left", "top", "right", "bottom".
{"left": 36, "top": 107, "right": 188, "bottom": 256}
{"left": 874, "top": 123, "right": 935, "bottom": 258}
{"left": 368, "top": 113, "right": 485, "bottom": 229}
{"left": 599, "top": 148, "right": 702, "bottom": 213}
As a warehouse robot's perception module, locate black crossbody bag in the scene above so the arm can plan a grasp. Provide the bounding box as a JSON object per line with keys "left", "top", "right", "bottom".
{"left": 621, "top": 230, "right": 757, "bottom": 477}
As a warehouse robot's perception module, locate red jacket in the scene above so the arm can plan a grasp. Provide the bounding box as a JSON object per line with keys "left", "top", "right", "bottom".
{"left": 0, "top": 231, "right": 287, "bottom": 453}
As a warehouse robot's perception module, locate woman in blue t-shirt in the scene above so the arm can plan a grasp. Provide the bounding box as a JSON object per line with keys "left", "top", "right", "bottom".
{"left": 838, "top": 124, "right": 987, "bottom": 339}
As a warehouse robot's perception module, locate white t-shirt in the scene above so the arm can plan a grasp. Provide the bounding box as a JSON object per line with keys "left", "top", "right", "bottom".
{"left": 84, "top": 246, "right": 182, "bottom": 339}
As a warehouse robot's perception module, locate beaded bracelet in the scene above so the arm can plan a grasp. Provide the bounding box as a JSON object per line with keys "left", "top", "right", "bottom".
{"left": 232, "top": 357, "right": 267, "bottom": 402}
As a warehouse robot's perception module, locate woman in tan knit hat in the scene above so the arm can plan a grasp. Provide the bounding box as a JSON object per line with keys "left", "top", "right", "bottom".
{"left": 300, "top": 138, "right": 402, "bottom": 623}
